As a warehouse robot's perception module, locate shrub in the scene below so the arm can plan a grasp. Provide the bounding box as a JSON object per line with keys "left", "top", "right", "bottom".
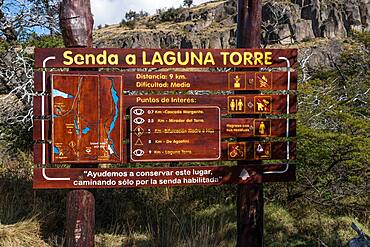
{"left": 125, "top": 20, "right": 136, "bottom": 30}
{"left": 159, "top": 7, "right": 182, "bottom": 22}
{"left": 145, "top": 22, "right": 156, "bottom": 29}
{"left": 183, "top": 0, "right": 193, "bottom": 8}
{"left": 353, "top": 31, "right": 370, "bottom": 48}
{"left": 25, "top": 34, "right": 64, "bottom": 48}
{"left": 125, "top": 10, "right": 149, "bottom": 21}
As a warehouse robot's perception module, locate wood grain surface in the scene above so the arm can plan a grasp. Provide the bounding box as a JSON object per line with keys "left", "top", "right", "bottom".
{"left": 33, "top": 164, "right": 296, "bottom": 189}
{"left": 34, "top": 71, "right": 298, "bottom": 92}
{"left": 34, "top": 48, "right": 298, "bottom": 68}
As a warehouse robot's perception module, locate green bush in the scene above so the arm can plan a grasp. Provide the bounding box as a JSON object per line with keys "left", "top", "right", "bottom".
{"left": 159, "top": 7, "right": 182, "bottom": 22}
{"left": 126, "top": 20, "right": 136, "bottom": 30}
{"left": 353, "top": 31, "right": 370, "bottom": 48}
{"left": 145, "top": 22, "right": 156, "bottom": 29}
{"left": 25, "top": 34, "right": 64, "bottom": 48}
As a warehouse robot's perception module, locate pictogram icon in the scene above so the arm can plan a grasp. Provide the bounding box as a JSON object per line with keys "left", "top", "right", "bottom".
{"left": 134, "top": 126, "right": 145, "bottom": 137}
{"left": 255, "top": 72, "right": 272, "bottom": 90}
{"left": 228, "top": 72, "right": 246, "bottom": 90}
{"left": 132, "top": 108, "right": 145, "bottom": 116}
{"left": 228, "top": 142, "right": 246, "bottom": 160}
{"left": 133, "top": 149, "right": 144, "bottom": 157}
{"left": 254, "top": 96, "right": 272, "bottom": 113}
{"left": 133, "top": 117, "right": 145, "bottom": 125}
{"left": 254, "top": 119, "right": 271, "bottom": 136}
{"left": 254, "top": 142, "right": 271, "bottom": 159}
{"left": 228, "top": 96, "right": 245, "bottom": 113}
{"left": 135, "top": 138, "right": 143, "bottom": 146}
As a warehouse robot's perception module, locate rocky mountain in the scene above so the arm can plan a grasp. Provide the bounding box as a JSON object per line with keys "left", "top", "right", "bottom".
{"left": 94, "top": 0, "right": 370, "bottom": 49}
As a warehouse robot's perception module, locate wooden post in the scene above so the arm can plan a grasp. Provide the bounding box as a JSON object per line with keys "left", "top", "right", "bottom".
{"left": 60, "top": 0, "right": 94, "bottom": 47}
{"left": 236, "top": 0, "right": 264, "bottom": 246}
{"left": 60, "top": 1, "right": 95, "bottom": 246}
{"left": 237, "top": 0, "right": 262, "bottom": 48}
{"left": 65, "top": 190, "right": 95, "bottom": 246}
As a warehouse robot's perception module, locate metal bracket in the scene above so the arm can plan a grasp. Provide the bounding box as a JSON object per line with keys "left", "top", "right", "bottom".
{"left": 41, "top": 56, "right": 56, "bottom": 165}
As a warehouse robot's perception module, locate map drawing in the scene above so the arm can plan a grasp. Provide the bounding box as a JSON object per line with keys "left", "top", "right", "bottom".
{"left": 51, "top": 74, "right": 123, "bottom": 163}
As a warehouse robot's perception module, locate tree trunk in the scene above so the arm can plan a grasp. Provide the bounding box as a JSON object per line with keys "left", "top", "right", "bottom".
{"left": 65, "top": 190, "right": 95, "bottom": 247}
{"left": 59, "top": 1, "right": 95, "bottom": 246}
{"left": 236, "top": 0, "right": 264, "bottom": 246}
{"left": 60, "top": 0, "right": 94, "bottom": 47}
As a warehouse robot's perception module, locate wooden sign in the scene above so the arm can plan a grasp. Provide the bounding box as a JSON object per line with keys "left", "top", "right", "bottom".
{"left": 34, "top": 141, "right": 296, "bottom": 164}
{"left": 222, "top": 118, "right": 296, "bottom": 138}
{"left": 51, "top": 74, "right": 123, "bottom": 163}
{"left": 130, "top": 141, "right": 296, "bottom": 162}
{"left": 33, "top": 47, "right": 298, "bottom": 189}
{"left": 127, "top": 71, "right": 297, "bottom": 91}
{"left": 124, "top": 94, "right": 297, "bottom": 115}
{"left": 34, "top": 71, "right": 297, "bottom": 92}
{"left": 33, "top": 73, "right": 297, "bottom": 164}
{"left": 221, "top": 141, "right": 296, "bottom": 161}
{"left": 33, "top": 164, "right": 296, "bottom": 189}
{"left": 34, "top": 48, "right": 298, "bottom": 68}
{"left": 33, "top": 118, "right": 296, "bottom": 144}
{"left": 34, "top": 94, "right": 297, "bottom": 117}
{"left": 130, "top": 106, "right": 221, "bottom": 162}
{"left": 34, "top": 141, "right": 297, "bottom": 164}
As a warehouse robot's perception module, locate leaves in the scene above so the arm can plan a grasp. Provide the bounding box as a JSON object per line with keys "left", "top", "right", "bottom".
{"left": 288, "top": 35, "right": 370, "bottom": 215}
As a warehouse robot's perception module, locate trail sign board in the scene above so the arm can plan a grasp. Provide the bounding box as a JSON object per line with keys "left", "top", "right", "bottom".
{"left": 33, "top": 47, "right": 298, "bottom": 189}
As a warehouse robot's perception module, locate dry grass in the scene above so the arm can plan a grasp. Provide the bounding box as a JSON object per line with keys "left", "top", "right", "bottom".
{"left": 265, "top": 203, "right": 370, "bottom": 247}
{"left": 93, "top": 0, "right": 229, "bottom": 38}
{"left": 0, "top": 218, "right": 49, "bottom": 247}
{"left": 0, "top": 151, "right": 368, "bottom": 247}
{"left": 95, "top": 233, "right": 149, "bottom": 247}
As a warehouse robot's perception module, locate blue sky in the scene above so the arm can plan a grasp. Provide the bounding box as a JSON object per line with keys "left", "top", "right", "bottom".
{"left": 91, "top": 0, "right": 210, "bottom": 27}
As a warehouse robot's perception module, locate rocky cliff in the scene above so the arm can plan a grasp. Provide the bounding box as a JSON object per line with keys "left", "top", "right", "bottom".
{"left": 94, "top": 0, "right": 370, "bottom": 49}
